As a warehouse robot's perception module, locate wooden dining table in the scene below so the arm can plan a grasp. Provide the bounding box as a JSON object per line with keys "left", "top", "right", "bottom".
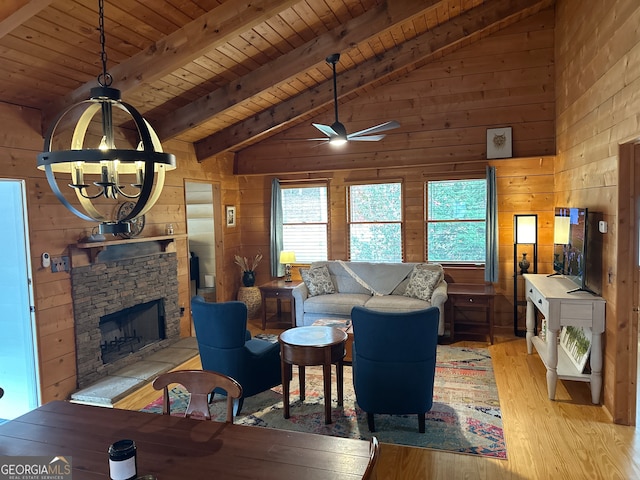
{"left": 0, "top": 400, "right": 371, "bottom": 479}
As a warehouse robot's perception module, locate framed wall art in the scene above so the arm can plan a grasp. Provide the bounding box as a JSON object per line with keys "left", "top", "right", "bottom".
{"left": 487, "top": 127, "right": 512, "bottom": 159}
{"left": 226, "top": 205, "right": 236, "bottom": 227}
{"left": 560, "top": 325, "right": 592, "bottom": 373}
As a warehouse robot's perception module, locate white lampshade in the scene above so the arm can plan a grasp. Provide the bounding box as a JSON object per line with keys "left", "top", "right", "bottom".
{"left": 279, "top": 251, "right": 296, "bottom": 264}
{"left": 554, "top": 216, "right": 571, "bottom": 244}
{"left": 514, "top": 215, "right": 537, "bottom": 244}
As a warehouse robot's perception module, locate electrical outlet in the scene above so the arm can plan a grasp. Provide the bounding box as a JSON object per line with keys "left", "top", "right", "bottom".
{"left": 51, "top": 256, "right": 70, "bottom": 273}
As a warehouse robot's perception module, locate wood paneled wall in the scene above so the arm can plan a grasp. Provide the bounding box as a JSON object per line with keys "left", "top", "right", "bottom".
{"left": 555, "top": 0, "right": 640, "bottom": 425}
{"left": 0, "top": 102, "right": 241, "bottom": 404}
{"left": 235, "top": 9, "right": 556, "bottom": 175}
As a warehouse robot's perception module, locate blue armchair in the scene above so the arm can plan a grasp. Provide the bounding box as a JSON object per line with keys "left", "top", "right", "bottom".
{"left": 351, "top": 306, "right": 439, "bottom": 433}
{"left": 191, "top": 297, "right": 282, "bottom": 412}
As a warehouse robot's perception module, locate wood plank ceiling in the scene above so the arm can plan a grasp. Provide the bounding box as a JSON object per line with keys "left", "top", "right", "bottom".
{"left": 0, "top": 0, "right": 553, "bottom": 163}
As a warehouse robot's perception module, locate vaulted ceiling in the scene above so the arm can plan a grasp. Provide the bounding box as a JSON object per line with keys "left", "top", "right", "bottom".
{"left": 0, "top": 0, "right": 553, "bottom": 163}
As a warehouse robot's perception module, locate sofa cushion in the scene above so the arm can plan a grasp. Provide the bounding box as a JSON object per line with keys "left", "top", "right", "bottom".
{"left": 404, "top": 264, "right": 444, "bottom": 302}
{"left": 303, "top": 293, "right": 370, "bottom": 316}
{"left": 311, "top": 261, "right": 371, "bottom": 295}
{"left": 365, "top": 294, "right": 430, "bottom": 312}
{"left": 300, "top": 265, "right": 336, "bottom": 296}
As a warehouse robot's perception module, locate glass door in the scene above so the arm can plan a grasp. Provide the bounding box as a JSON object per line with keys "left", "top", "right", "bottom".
{"left": 0, "top": 179, "right": 39, "bottom": 421}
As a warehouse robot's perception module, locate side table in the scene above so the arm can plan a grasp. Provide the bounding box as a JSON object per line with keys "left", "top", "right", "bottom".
{"left": 446, "top": 283, "right": 495, "bottom": 344}
{"left": 258, "top": 280, "right": 301, "bottom": 330}
{"left": 279, "top": 326, "right": 347, "bottom": 424}
{"left": 237, "top": 286, "right": 261, "bottom": 319}
{"left": 311, "top": 318, "right": 353, "bottom": 362}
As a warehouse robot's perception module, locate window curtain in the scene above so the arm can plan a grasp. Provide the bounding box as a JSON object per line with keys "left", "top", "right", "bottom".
{"left": 485, "top": 166, "right": 498, "bottom": 283}
{"left": 270, "top": 178, "right": 284, "bottom": 277}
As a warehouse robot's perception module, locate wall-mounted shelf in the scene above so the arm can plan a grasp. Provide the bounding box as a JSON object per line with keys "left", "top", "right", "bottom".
{"left": 74, "top": 234, "right": 187, "bottom": 264}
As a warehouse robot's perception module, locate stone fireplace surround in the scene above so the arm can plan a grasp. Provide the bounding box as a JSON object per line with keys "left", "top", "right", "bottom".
{"left": 71, "top": 250, "right": 180, "bottom": 388}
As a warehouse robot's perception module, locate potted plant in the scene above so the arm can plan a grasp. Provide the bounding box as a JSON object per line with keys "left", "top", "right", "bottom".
{"left": 234, "top": 253, "right": 263, "bottom": 287}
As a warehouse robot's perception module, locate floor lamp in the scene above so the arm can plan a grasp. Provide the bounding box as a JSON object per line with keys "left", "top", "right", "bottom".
{"left": 513, "top": 214, "right": 537, "bottom": 337}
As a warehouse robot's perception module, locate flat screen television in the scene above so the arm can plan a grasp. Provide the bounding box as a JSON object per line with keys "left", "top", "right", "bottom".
{"left": 553, "top": 207, "right": 591, "bottom": 293}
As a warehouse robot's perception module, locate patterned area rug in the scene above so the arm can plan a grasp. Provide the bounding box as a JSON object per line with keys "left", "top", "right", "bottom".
{"left": 141, "top": 345, "right": 506, "bottom": 458}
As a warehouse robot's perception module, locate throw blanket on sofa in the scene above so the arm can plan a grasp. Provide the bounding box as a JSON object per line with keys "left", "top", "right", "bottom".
{"left": 337, "top": 260, "right": 414, "bottom": 295}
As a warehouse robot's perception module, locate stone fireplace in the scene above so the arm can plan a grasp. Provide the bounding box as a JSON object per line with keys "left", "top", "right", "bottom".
{"left": 71, "top": 250, "right": 180, "bottom": 388}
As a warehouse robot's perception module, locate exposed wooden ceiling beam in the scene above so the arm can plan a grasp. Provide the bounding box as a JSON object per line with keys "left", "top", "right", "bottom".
{"left": 41, "top": 0, "right": 300, "bottom": 131}
{"left": 197, "top": 0, "right": 549, "bottom": 163}
{"left": 154, "top": 0, "right": 440, "bottom": 140}
{"left": 0, "top": 0, "right": 54, "bottom": 39}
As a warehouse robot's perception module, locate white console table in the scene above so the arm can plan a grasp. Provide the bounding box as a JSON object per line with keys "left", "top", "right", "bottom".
{"left": 524, "top": 274, "right": 606, "bottom": 404}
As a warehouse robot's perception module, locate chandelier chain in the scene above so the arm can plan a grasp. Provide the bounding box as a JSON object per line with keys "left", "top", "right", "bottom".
{"left": 97, "top": 0, "right": 112, "bottom": 87}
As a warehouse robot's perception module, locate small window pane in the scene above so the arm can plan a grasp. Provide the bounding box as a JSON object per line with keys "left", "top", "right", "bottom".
{"left": 283, "top": 224, "right": 327, "bottom": 262}
{"left": 350, "top": 223, "right": 402, "bottom": 262}
{"left": 428, "top": 180, "right": 486, "bottom": 220}
{"left": 282, "top": 187, "right": 327, "bottom": 223}
{"left": 350, "top": 183, "right": 401, "bottom": 222}
{"left": 427, "top": 221, "right": 486, "bottom": 262}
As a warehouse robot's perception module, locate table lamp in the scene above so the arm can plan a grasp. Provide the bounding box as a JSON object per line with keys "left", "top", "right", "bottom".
{"left": 279, "top": 251, "right": 296, "bottom": 282}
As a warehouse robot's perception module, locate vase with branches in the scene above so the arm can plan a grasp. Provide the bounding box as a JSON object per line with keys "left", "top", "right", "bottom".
{"left": 234, "top": 253, "right": 262, "bottom": 287}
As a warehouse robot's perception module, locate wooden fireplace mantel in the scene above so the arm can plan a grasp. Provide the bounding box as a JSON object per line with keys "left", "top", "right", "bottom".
{"left": 72, "top": 234, "right": 187, "bottom": 265}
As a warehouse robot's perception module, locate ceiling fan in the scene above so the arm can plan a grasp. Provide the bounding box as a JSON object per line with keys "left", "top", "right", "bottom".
{"left": 310, "top": 53, "right": 400, "bottom": 146}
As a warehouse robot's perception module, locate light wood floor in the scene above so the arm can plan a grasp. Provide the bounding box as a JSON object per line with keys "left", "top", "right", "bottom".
{"left": 115, "top": 319, "right": 640, "bottom": 480}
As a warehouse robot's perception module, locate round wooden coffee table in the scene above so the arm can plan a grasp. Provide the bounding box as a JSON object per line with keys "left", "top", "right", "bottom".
{"left": 279, "top": 326, "right": 347, "bottom": 424}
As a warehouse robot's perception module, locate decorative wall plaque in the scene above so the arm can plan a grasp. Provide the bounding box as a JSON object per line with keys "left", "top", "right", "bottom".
{"left": 487, "top": 127, "right": 512, "bottom": 159}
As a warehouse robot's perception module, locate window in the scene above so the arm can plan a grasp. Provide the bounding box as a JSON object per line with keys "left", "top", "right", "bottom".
{"left": 282, "top": 185, "right": 328, "bottom": 262}
{"left": 348, "top": 182, "right": 402, "bottom": 262}
{"left": 427, "top": 179, "right": 486, "bottom": 263}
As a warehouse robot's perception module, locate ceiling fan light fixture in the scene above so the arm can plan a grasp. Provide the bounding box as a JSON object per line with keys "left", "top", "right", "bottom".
{"left": 36, "top": 0, "right": 175, "bottom": 234}
{"left": 329, "top": 121, "right": 347, "bottom": 146}
{"left": 310, "top": 53, "right": 399, "bottom": 145}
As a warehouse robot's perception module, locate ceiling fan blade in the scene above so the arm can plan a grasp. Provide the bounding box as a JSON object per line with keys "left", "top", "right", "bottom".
{"left": 348, "top": 120, "right": 400, "bottom": 138}
{"left": 348, "top": 135, "right": 386, "bottom": 141}
{"left": 312, "top": 123, "right": 338, "bottom": 138}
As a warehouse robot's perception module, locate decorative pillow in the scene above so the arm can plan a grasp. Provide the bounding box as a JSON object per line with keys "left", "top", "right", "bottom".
{"left": 404, "top": 264, "right": 443, "bottom": 302}
{"left": 300, "top": 266, "right": 336, "bottom": 297}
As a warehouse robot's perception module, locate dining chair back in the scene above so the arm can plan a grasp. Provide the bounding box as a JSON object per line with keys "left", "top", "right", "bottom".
{"left": 362, "top": 436, "right": 380, "bottom": 480}
{"left": 152, "top": 369, "right": 242, "bottom": 422}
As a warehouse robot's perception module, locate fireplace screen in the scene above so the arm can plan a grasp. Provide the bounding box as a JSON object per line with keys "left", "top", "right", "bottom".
{"left": 99, "top": 299, "right": 166, "bottom": 365}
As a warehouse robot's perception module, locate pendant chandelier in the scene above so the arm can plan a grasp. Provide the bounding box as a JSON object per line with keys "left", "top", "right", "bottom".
{"left": 36, "top": 0, "right": 176, "bottom": 236}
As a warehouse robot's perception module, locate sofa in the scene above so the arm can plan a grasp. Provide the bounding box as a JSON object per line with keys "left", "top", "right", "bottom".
{"left": 292, "top": 261, "right": 448, "bottom": 335}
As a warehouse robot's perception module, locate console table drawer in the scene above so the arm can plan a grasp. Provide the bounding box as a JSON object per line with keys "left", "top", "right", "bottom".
{"left": 526, "top": 283, "right": 549, "bottom": 316}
